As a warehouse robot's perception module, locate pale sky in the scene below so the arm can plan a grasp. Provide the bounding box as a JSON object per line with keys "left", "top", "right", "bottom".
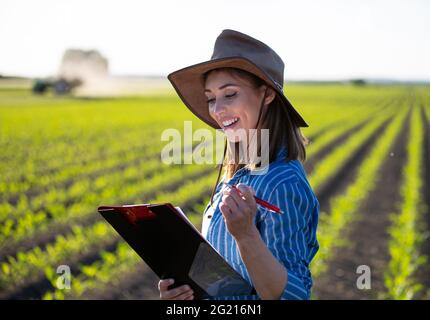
{"left": 1, "top": 0, "right": 429, "bottom": 80}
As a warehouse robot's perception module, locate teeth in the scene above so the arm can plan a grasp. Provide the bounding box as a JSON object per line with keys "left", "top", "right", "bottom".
{"left": 222, "top": 117, "right": 239, "bottom": 127}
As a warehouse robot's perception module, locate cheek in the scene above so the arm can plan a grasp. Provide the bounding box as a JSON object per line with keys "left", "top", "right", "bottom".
{"left": 229, "top": 98, "right": 248, "bottom": 118}
{"left": 245, "top": 101, "right": 262, "bottom": 125}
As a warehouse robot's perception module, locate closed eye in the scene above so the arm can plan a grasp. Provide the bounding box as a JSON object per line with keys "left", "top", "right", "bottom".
{"left": 207, "top": 92, "right": 237, "bottom": 104}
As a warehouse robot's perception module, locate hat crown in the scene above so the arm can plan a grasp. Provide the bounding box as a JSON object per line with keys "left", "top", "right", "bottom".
{"left": 210, "top": 29, "right": 285, "bottom": 90}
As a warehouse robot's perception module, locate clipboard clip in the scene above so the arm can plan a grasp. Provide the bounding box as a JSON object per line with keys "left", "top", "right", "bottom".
{"left": 98, "top": 205, "right": 157, "bottom": 225}
{"left": 123, "top": 206, "right": 157, "bottom": 225}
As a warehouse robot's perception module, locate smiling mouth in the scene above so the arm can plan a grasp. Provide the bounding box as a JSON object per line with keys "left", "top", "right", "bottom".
{"left": 222, "top": 117, "right": 240, "bottom": 129}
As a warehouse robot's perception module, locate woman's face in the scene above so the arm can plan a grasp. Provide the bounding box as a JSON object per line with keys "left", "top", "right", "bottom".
{"left": 204, "top": 70, "right": 275, "bottom": 143}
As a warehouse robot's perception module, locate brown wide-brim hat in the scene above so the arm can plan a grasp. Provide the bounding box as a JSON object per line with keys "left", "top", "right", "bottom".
{"left": 167, "top": 29, "right": 308, "bottom": 129}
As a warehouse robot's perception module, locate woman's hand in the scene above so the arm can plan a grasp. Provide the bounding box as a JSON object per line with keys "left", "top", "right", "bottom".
{"left": 219, "top": 183, "right": 258, "bottom": 241}
{"left": 158, "top": 279, "right": 194, "bottom": 300}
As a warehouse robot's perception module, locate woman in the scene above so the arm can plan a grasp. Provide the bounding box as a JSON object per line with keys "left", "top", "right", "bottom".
{"left": 159, "top": 29, "right": 319, "bottom": 300}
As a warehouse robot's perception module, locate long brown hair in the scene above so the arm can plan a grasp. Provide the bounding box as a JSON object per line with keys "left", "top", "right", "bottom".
{"left": 204, "top": 67, "right": 309, "bottom": 205}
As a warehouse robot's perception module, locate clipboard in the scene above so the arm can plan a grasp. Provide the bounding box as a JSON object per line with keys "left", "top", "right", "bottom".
{"left": 97, "top": 203, "right": 256, "bottom": 300}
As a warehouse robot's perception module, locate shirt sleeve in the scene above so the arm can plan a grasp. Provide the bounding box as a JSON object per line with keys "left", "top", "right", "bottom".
{"left": 256, "top": 177, "right": 319, "bottom": 300}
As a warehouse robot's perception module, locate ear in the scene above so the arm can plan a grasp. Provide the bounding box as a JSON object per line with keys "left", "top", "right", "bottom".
{"left": 263, "top": 87, "right": 276, "bottom": 106}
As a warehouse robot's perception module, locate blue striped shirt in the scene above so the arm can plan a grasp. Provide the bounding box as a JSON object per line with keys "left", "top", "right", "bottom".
{"left": 201, "top": 146, "right": 319, "bottom": 300}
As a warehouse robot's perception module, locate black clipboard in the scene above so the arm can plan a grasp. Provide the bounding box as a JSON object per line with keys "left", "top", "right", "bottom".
{"left": 98, "top": 203, "right": 256, "bottom": 300}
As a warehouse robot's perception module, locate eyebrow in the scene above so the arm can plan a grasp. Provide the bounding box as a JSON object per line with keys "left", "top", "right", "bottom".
{"left": 204, "top": 83, "right": 239, "bottom": 92}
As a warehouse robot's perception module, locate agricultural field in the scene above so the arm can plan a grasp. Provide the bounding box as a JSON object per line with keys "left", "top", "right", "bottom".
{"left": 0, "top": 83, "right": 429, "bottom": 300}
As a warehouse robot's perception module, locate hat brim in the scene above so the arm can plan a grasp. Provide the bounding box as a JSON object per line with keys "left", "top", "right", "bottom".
{"left": 167, "top": 56, "right": 309, "bottom": 129}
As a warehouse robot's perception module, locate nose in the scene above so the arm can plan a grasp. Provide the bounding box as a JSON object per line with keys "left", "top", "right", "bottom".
{"left": 211, "top": 100, "right": 227, "bottom": 118}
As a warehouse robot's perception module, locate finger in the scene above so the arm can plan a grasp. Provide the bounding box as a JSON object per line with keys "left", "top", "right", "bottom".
{"left": 158, "top": 278, "right": 174, "bottom": 292}
{"left": 228, "top": 187, "right": 247, "bottom": 206}
{"left": 163, "top": 284, "right": 191, "bottom": 299}
{"left": 233, "top": 185, "right": 256, "bottom": 209}
{"left": 219, "top": 202, "right": 233, "bottom": 219}
{"left": 224, "top": 185, "right": 244, "bottom": 196}
{"left": 223, "top": 194, "right": 240, "bottom": 215}
{"left": 173, "top": 289, "right": 194, "bottom": 300}
{"left": 185, "top": 294, "right": 195, "bottom": 300}
{"left": 236, "top": 184, "right": 256, "bottom": 201}
{"left": 226, "top": 189, "right": 252, "bottom": 216}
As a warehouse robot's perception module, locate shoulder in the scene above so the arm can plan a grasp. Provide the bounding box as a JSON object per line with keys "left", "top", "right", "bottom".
{"left": 248, "top": 159, "right": 319, "bottom": 222}
{"left": 249, "top": 159, "right": 311, "bottom": 198}
{"left": 253, "top": 164, "right": 319, "bottom": 225}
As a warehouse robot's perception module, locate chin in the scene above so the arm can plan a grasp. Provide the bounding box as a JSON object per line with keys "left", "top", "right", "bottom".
{"left": 224, "top": 128, "right": 246, "bottom": 143}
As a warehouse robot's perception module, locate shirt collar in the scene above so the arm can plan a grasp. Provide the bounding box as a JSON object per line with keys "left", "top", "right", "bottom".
{"left": 223, "top": 145, "right": 289, "bottom": 184}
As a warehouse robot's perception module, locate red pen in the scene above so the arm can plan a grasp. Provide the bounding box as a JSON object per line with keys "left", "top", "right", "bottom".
{"left": 229, "top": 185, "right": 284, "bottom": 215}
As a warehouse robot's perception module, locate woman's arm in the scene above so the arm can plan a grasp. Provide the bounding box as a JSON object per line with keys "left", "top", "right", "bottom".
{"left": 235, "top": 226, "right": 288, "bottom": 300}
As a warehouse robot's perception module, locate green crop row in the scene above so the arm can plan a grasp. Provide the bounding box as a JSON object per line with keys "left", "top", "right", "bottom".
{"left": 302, "top": 95, "right": 390, "bottom": 142}
{"left": 383, "top": 103, "right": 428, "bottom": 299}
{"left": 306, "top": 99, "right": 391, "bottom": 160}
{"left": 0, "top": 133, "right": 157, "bottom": 200}
{"left": 310, "top": 103, "right": 409, "bottom": 279}
{"left": 308, "top": 105, "right": 399, "bottom": 193}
